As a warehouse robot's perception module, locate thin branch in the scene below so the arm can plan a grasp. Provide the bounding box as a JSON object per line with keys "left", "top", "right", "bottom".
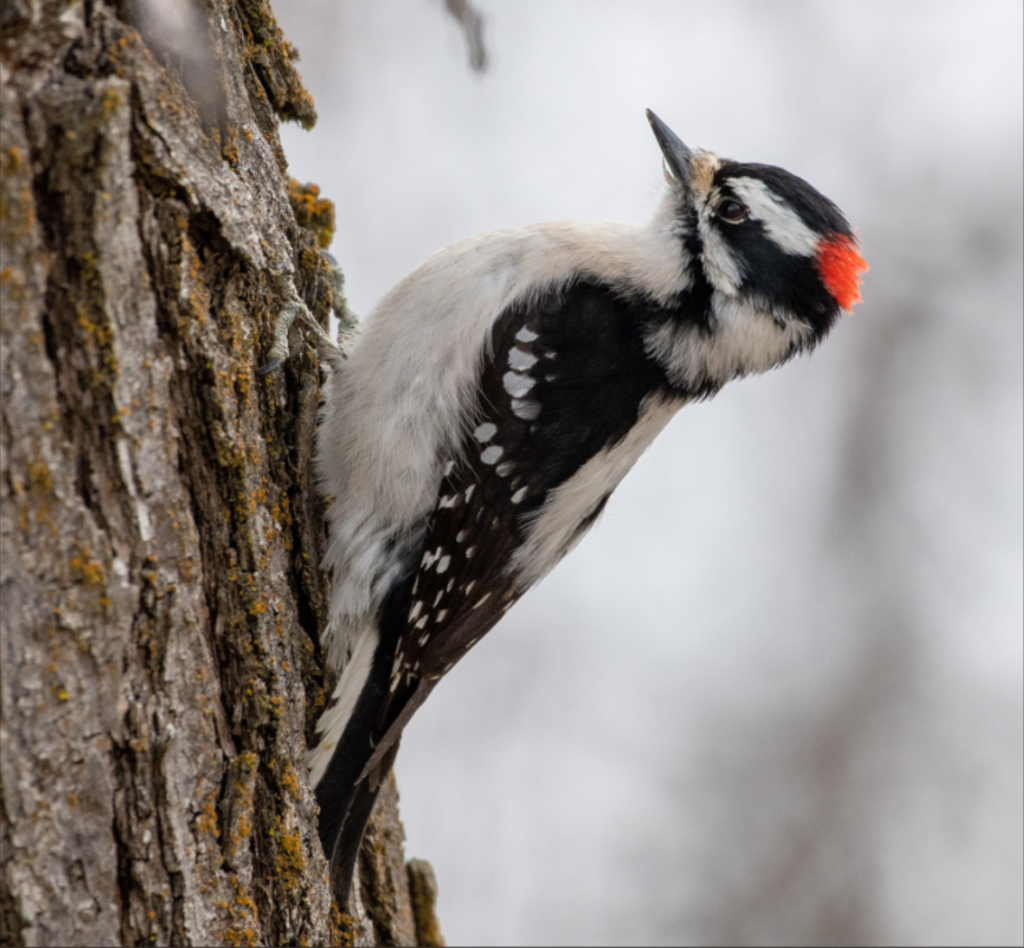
{"left": 444, "top": 0, "right": 488, "bottom": 72}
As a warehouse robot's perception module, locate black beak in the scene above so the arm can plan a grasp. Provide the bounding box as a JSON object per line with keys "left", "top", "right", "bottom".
{"left": 646, "top": 109, "right": 693, "bottom": 186}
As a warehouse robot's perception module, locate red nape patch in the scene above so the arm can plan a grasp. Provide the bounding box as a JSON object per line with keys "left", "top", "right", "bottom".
{"left": 815, "top": 235, "right": 868, "bottom": 312}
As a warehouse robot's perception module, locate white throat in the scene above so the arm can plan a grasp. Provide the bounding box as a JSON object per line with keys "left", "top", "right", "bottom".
{"left": 644, "top": 293, "right": 815, "bottom": 393}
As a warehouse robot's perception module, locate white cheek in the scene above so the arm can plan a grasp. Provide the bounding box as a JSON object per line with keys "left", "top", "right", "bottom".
{"left": 698, "top": 216, "right": 743, "bottom": 297}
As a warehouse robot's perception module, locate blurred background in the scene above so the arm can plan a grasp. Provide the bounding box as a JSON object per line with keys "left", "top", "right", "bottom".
{"left": 272, "top": 2, "right": 1022, "bottom": 944}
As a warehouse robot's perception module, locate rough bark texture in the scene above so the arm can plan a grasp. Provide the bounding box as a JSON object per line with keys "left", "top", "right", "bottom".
{"left": 0, "top": 1, "right": 439, "bottom": 945}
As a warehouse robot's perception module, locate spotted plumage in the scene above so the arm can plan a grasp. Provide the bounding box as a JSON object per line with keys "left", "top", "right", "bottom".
{"left": 306, "top": 110, "right": 867, "bottom": 902}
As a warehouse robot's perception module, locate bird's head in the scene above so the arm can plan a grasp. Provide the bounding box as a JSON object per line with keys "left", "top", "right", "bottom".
{"left": 647, "top": 110, "right": 867, "bottom": 346}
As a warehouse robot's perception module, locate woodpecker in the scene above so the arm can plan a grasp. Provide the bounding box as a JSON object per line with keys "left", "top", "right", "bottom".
{"left": 303, "top": 110, "right": 867, "bottom": 900}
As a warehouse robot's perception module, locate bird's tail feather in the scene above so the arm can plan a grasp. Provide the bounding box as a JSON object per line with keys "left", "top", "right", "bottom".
{"left": 307, "top": 621, "right": 379, "bottom": 787}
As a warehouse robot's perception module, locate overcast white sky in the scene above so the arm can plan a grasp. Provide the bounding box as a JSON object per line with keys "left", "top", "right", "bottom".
{"left": 273, "top": 2, "right": 1022, "bottom": 944}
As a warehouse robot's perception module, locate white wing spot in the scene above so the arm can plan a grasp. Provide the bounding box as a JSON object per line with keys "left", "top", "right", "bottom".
{"left": 503, "top": 371, "right": 536, "bottom": 398}
{"left": 415, "top": 616, "right": 428, "bottom": 630}
{"left": 515, "top": 326, "right": 538, "bottom": 343}
{"left": 472, "top": 592, "right": 492, "bottom": 610}
{"left": 409, "top": 600, "right": 423, "bottom": 621}
{"left": 511, "top": 487, "right": 528, "bottom": 504}
{"left": 422, "top": 549, "right": 437, "bottom": 569}
{"left": 495, "top": 462, "right": 514, "bottom": 477}
{"left": 446, "top": 578, "right": 455, "bottom": 591}
{"left": 438, "top": 493, "right": 459, "bottom": 509}
{"left": 436, "top": 609, "right": 448, "bottom": 622}
{"left": 434, "top": 590, "right": 444, "bottom": 607}
{"left": 465, "top": 580, "right": 476, "bottom": 594}
{"left": 437, "top": 555, "right": 451, "bottom": 574}
{"left": 508, "top": 347, "right": 538, "bottom": 371}
{"left": 465, "top": 547, "right": 476, "bottom": 559}
{"left": 443, "top": 460, "right": 456, "bottom": 476}
{"left": 456, "top": 530, "right": 468, "bottom": 543}
{"left": 512, "top": 398, "right": 541, "bottom": 420}
{"left": 464, "top": 484, "right": 476, "bottom": 501}
{"left": 480, "top": 445, "right": 503, "bottom": 465}
{"left": 474, "top": 422, "right": 497, "bottom": 443}
{"left": 418, "top": 633, "right": 430, "bottom": 646}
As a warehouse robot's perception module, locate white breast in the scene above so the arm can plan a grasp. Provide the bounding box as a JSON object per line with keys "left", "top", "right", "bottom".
{"left": 510, "top": 393, "right": 684, "bottom": 590}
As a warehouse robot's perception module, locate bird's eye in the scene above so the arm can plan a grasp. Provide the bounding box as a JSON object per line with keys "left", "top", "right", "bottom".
{"left": 717, "top": 200, "right": 748, "bottom": 224}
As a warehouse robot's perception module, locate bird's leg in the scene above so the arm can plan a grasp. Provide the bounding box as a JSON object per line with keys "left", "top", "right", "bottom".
{"left": 257, "top": 253, "right": 356, "bottom": 375}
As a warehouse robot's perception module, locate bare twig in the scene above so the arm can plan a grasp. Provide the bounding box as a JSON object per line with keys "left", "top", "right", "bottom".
{"left": 444, "top": 0, "right": 488, "bottom": 72}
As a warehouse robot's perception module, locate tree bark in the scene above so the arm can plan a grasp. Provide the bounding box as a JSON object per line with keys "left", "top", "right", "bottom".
{"left": 0, "top": 2, "right": 440, "bottom": 945}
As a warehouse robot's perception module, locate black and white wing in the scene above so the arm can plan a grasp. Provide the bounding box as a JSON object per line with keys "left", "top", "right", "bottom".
{"left": 362, "top": 278, "right": 680, "bottom": 767}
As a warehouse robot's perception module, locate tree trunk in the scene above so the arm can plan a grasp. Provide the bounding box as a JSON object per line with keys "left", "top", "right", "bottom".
{"left": 0, "top": 2, "right": 440, "bottom": 944}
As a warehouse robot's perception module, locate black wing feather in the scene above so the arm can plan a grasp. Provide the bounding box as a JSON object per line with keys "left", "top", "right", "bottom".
{"left": 319, "top": 279, "right": 673, "bottom": 895}
{"left": 371, "top": 279, "right": 669, "bottom": 739}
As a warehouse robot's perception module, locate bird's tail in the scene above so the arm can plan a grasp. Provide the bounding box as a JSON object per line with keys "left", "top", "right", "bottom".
{"left": 312, "top": 620, "right": 393, "bottom": 902}
{"left": 309, "top": 615, "right": 428, "bottom": 905}
{"left": 307, "top": 620, "right": 379, "bottom": 788}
